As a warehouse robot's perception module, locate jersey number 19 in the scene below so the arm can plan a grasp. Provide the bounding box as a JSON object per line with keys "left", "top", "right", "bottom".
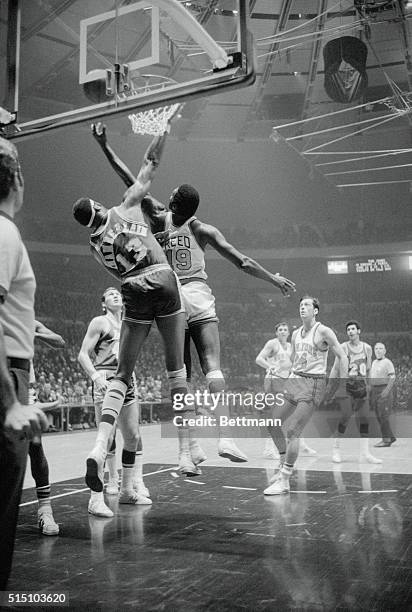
{"left": 166, "top": 248, "right": 192, "bottom": 271}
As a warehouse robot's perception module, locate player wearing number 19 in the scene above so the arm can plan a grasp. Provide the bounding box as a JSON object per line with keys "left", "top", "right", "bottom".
{"left": 91, "top": 122, "right": 296, "bottom": 464}
{"left": 73, "top": 109, "right": 197, "bottom": 493}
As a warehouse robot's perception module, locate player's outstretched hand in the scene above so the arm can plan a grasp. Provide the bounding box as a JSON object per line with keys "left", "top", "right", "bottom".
{"left": 167, "top": 104, "right": 184, "bottom": 127}
{"left": 5, "top": 402, "right": 49, "bottom": 441}
{"left": 273, "top": 273, "right": 296, "bottom": 297}
{"left": 91, "top": 122, "right": 107, "bottom": 145}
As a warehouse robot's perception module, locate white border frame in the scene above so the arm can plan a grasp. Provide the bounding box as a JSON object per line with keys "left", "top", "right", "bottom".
{"left": 79, "top": 2, "right": 160, "bottom": 84}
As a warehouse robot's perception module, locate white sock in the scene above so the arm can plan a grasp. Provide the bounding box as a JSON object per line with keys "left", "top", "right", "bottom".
{"left": 106, "top": 453, "right": 118, "bottom": 482}
{"left": 134, "top": 454, "right": 143, "bottom": 482}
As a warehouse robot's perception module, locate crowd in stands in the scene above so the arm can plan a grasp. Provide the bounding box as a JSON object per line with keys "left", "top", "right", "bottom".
{"left": 33, "top": 299, "right": 412, "bottom": 419}
{"left": 22, "top": 210, "right": 412, "bottom": 250}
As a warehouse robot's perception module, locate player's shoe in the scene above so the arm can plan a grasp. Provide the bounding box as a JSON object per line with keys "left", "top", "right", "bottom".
{"left": 263, "top": 478, "right": 290, "bottom": 496}
{"left": 218, "top": 438, "right": 248, "bottom": 463}
{"left": 133, "top": 479, "right": 150, "bottom": 498}
{"left": 178, "top": 451, "right": 200, "bottom": 477}
{"left": 263, "top": 439, "right": 278, "bottom": 460}
{"left": 374, "top": 438, "right": 396, "bottom": 447}
{"left": 359, "top": 452, "right": 382, "bottom": 464}
{"left": 268, "top": 458, "right": 285, "bottom": 484}
{"left": 263, "top": 447, "right": 279, "bottom": 460}
{"left": 88, "top": 498, "right": 114, "bottom": 518}
{"left": 300, "top": 443, "right": 317, "bottom": 456}
{"left": 332, "top": 448, "right": 342, "bottom": 463}
{"left": 86, "top": 446, "right": 107, "bottom": 493}
{"left": 105, "top": 479, "right": 119, "bottom": 495}
{"left": 38, "top": 509, "right": 59, "bottom": 535}
{"left": 119, "top": 490, "right": 152, "bottom": 505}
{"left": 189, "top": 440, "right": 207, "bottom": 465}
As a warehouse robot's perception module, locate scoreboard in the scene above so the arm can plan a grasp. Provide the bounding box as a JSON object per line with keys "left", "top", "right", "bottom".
{"left": 327, "top": 255, "right": 412, "bottom": 275}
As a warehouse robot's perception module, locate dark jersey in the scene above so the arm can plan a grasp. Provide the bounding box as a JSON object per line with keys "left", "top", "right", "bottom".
{"left": 94, "top": 318, "right": 119, "bottom": 371}
{"left": 344, "top": 342, "right": 368, "bottom": 380}
{"left": 90, "top": 207, "right": 167, "bottom": 281}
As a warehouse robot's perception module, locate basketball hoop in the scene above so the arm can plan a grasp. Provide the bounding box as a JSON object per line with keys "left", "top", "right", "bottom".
{"left": 129, "top": 103, "right": 180, "bottom": 135}
{"left": 125, "top": 74, "right": 181, "bottom": 135}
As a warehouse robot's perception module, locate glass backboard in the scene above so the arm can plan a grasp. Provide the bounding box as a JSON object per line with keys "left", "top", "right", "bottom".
{"left": 1, "top": 0, "right": 255, "bottom": 140}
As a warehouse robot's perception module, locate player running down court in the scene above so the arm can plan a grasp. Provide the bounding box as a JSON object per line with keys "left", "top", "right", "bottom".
{"left": 73, "top": 109, "right": 198, "bottom": 498}
{"left": 263, "top": 296, "right": 348, "bottom": 496}
{"left": 78, "top": 288, "right": 151, "bottom": 517}
{"left": 255, "top": 322, "right": 317, "bottom": 462}
{"left": 326, "top": 321, "right": 382, "bottom": 464}
{"left": 92, "top": 122, "right": 296, "bottom": 465}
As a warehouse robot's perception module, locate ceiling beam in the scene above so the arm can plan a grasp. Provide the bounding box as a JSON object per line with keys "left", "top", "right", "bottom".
{"left": 394, "top": 0, "right": 412, "bottom": 136}
{"left": 237, "top": 0, "right": 294, "bottom": 141}
{"left": 298, "top": 0, "right": 328, "bottom": 136}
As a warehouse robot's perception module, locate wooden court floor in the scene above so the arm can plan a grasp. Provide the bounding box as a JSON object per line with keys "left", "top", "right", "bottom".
{"left": 6, "top": 429, "right": 412, "bottom": 611}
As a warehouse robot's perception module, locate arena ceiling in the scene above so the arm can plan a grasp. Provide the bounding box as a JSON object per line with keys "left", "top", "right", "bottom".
{"left": 2, "top": 0, "right": 412, "bottom": 189}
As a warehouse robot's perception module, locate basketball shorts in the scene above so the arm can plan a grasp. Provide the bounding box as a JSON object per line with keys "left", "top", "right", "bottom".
{"left": 122, "top": 265, "right": 184, "bottom": 324}
{"left": 92, "top": 370, "right": 136, "bottom": 409}
{"left": 284, "top": 373, "right": 326, "bottom": 408}
{"left": 335, "top": 378, "right": 369, "bottom": 411}
{"left": 181, "top": 281, "right": 218, "bottom": 327}
{"left": 263, "top": 376, "right": 288, "bottom": 395}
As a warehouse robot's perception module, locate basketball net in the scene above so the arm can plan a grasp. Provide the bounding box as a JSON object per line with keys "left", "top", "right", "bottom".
{"left": 128, "top": 103, "right": 180, "bottom": 135}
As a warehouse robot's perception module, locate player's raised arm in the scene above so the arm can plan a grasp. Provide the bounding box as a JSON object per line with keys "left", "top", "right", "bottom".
{"left": 122, "top": 106, "right": 181, "bottom": 209}
{"left": 78, "top": 318, "right": 108, "bottom": 394}
{"left": 92, "top": 122, "right": 136, "bottom": 188}
{"left": 200, "top": 225, "right": 296, "bottom": 297}
{"left": 34, "top": 320, "right": 65, "bottom": 349}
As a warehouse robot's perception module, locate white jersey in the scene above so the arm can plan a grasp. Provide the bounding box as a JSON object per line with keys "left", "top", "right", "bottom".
{"left": 265, "top": 341, "right": 292, "bottom": 379}
{"left": 292, "top": 322, "right": 328, "bottom": 377}
{"left": 164, "top": 212, "right": 207, "bottom": 282}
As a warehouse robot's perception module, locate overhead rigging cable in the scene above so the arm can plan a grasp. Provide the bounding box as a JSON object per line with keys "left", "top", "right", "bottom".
{"left": 337, "top": 179, "right": 412, "bottom": 187}
{"left": 286, "top": 112, "right": 401, "bottom": 141}
{"left": 316, "top": 149, "right": 412, "bottom": 166}
{"left": 303, "top": 111, "right": 410, "bottom": 153}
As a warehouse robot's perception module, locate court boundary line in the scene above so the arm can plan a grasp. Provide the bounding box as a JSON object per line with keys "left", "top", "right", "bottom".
{"left": 19, "top": 466, "right": 175, "bottom": 507}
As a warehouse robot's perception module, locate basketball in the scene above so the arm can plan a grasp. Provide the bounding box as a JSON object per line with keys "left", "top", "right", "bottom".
{"left": 83, "top": 69, "right": 114, "bottom": 104}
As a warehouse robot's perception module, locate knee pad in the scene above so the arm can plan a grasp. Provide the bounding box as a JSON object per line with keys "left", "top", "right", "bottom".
{"left": 121, "top": 449, "right": 136, "bottom": 467}
{"left": 359, "top": 422, "right": 369, "bottom": 437}
{"left": 206, "top": 369, "right": 225, "bottom": 394}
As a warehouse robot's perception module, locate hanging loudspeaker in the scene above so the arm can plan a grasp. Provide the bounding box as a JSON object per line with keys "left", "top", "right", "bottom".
{"left": 323, "top": 36, "right": 368, "bottom": 103}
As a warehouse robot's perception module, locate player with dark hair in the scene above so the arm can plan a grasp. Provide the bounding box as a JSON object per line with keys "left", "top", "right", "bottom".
{"left": 263, "top": 296, "right": 348, "bottom": 495}
{"left": 78, "top": 287, "right": 151, "bottom": 517}
{"left": 74, "top": 110, "right": 198, "bottom": 498}
{"left": 326, "top": 321, "right": 382, "bottom": 464}
{"left": 91, "top": 122, "right": 296, "bottom": 463}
